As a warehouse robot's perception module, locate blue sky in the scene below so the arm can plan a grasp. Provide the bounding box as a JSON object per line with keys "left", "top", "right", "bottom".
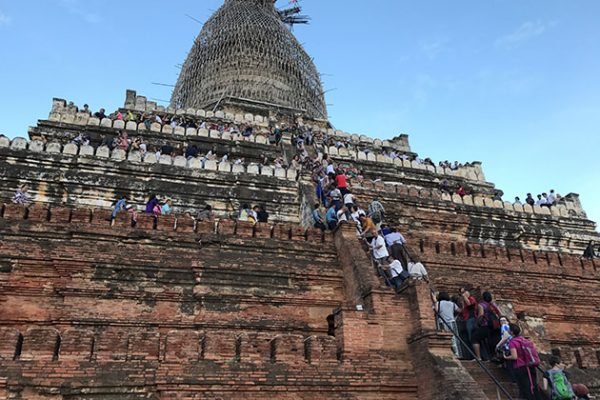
{"left": 0, "top": 0, "right": 598, "bottom": 227}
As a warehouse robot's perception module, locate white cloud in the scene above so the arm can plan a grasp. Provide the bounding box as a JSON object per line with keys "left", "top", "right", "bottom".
{"left": 0, "top": 10, "right": 12, "bottom": 26}
{"left": 420, "top": 38, "right": 450, "bottom": 60}
{"left": 495, "top": 20, "right": 553, "bottom": 49}
{"left": 58, "top": 0, "right": 101, "bottom": 24}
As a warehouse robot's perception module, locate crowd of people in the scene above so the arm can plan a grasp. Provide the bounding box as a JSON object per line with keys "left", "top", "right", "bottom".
{"left": 514, "top": 190, "right": 561, "bottom": 208}
{"left": 431, "top": 288, "right": 592, "bottom": 399}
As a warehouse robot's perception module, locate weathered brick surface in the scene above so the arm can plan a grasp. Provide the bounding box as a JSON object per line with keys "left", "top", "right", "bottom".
{"left": 0, "top": 203, "right": 598, "bottom": 398}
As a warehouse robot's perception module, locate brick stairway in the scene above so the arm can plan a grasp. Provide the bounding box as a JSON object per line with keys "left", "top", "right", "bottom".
{"left": 461, "top": 360, "right": 523, "bottom": 400}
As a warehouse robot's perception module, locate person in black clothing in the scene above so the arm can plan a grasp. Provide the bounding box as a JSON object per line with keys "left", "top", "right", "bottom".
{"left": 525, "top": 193, "right": 535, "bottom": 206}
{"left": 185, "top": 144, "right": 199, "bottom": 159}
{"left": 94, "top": 108, "right": 107, "bottom": 119}
{"left": 161, "top": 143, "right": 174, "bottom": 156}
{"left": 256, "top": 205, "right": 269, "bottom": 223}
{"left": 583, "top": 241, "right": 596, "bottom": 259}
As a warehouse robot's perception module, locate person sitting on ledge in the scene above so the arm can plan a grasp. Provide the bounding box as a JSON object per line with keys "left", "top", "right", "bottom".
{"left": 326, "top": 204, "right": 338, "bottom": 231}
{"left": 456, "top": 185, "right": 466, "bottom": 197}
{"left": 161, "top": 199, "right": 173, "bottom": 216}
{"left": 547, "top": 189, "right": 557, "bottom": 206}
{"left": 111, "top": 195, "right": 128, "bottom": 219}
{"left": 514, "top": 196, "right": 522, "bottom": 205}
{"left": 256, "top": 205, "right": 269, "bottom": 223}
{"left": 161, "top": 142, "right": 174, "bottom": 157}
{"left": 196, "top": 205, "right": 214, "bottom": 222}
{"left": 238, "top": 204, "right": 251, "bottom": 221}
{"left": 82, "top": 104, "right": 91, "bottom": 115}
{"left": 312, "top": 203, "right": 326, "bottom": 231}
{"left": 12, "top": 184, "right": 31, "bottom": 205}
{"left": 583, "top": 241, "right": 596, "bottom": 259}
{"left": 525, "top": 193, "right": 535, "bottom": 206}
{"left": 535, "top": 194, "right": 547, "bottom": 207}
{"left": 94, "top": 108, "right": 106, "bottom": 120}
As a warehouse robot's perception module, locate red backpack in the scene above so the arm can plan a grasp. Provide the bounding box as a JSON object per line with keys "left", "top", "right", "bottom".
{"left": 512, "top": 336, "right": 541, "bottom": 368}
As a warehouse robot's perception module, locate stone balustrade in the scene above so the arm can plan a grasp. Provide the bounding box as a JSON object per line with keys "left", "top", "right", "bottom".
{"left": 323, "top": 143, "right": 486, "bottom": 182}
{"left": 352, "top": 180, "right": 586, "bottom": 219}
{"left": 0, "top": 137, "right": 298, "bottom": 181}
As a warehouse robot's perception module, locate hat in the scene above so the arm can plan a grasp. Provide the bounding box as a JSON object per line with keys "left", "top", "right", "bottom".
{"left": 572, "top": 384, "right": 589, "bottom": 396}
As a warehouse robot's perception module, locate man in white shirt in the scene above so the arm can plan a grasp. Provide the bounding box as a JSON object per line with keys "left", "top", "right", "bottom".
{"left": 407, "top": 261, "right": 429, "bottom": 282}
{"left": 336, "top": 206, "right": 348, "bottom": 225}
{"left": 343, "top": 192, "right": 355, "bottom": 208}
{"left": 546, "top": 190, "right": 556, "bottom": 206}
{"left": 386, "top": 257, "right": 406, "bottom": 289}
{"left": 535, "top": 194, "right": 546, "bottom": 206}
{"left": 325, "top": 163, "right": 335, "bottom": 176}
{"left": 370, "top": 234, "right": 389, "bottom": 264}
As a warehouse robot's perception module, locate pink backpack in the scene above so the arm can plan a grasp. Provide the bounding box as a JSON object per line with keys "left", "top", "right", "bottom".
{"left": 512, "top": 336, "right": 540, "bottom": 368}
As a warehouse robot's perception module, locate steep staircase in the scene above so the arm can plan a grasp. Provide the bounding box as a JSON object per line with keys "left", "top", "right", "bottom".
{"left": 461, "top": 361, "right": 523, "bottom": 400}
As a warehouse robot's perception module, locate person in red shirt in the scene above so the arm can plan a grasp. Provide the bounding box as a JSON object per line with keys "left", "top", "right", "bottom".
{"left": 457, "top": 288, "right": 477, "bottom": 359}
{"left": 456, "top": 185, "right": 466, "bottom": 197}
{"left": 335, "top": 172, "right": 348, "bottom": 195}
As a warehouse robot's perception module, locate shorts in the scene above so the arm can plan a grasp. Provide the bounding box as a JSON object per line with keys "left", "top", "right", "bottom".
{"left": 471, "top": 325, "right": 490, "bottom": 345}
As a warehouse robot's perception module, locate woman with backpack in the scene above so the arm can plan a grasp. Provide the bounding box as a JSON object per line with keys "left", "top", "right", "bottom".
{"left": 504, "top": 323, "right": 542, "bottom": 400}
{"left": 542, "top": 356, "right": 576, "bottom": 400}
{"left": 471, "top": 291, "right": 501, "bottom": 360}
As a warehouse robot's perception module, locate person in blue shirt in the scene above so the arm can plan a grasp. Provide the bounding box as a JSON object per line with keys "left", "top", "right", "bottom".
{"left": 111, "top": 195, "right": 128, "bottom": 219}
{"left": 312, "top": 203, "right": 326, "bottom": 231}
{"left": 326, "top": 205, "right": 338, "bottom": 230}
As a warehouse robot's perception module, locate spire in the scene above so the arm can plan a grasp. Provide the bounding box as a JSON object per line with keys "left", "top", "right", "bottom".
{"left": 171, "top": 0, "right": 327, "bottom": 119}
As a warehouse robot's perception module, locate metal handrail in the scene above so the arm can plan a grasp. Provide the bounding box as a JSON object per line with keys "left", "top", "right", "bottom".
{"left": 379, "top": 242, "right": 515, "bottom": 400}
{"left": 432, "top": 299, "right": 514, "bottom": 400}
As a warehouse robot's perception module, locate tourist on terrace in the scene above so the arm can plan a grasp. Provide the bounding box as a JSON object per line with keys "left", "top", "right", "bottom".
{"left": 547, "top": 189, "right": 557, "bottom": 206}
{"left": 256, "top": 205, "right": 269, "bottom": 223}
{"left": 111, "top": 195, "right": 128, "bottom": 219}
{"left": 535, "top": 194, "right": 547, "bottom": 207}
{"left": 456, "top": 185, "right": 466, "bottom": 197}
{"left": 12, "top": 184, "right": 31, "bottom": 205}
{"left": 161, "top": 199, "right": 173, "bottom": 215}
{"left": 185, "top": 144, "right": 199, "bottom": 159}
{"left": 145, "top": 195, "right": 159, "bottom": 214}
{"left": 196, "top": 205, "right": 214, "bottom": 221}
{"left": 326, "top": 204, "right": 338, "bottom": 230}
{"left": 432, "top": 291, "right": 461, "bottom": 357}
{"left": 406, "top": 259, "right": 429, "bottom": 282}
{"left": 238, "top": 204, "right": 251, "bottom": 221}
{"left": 94, "top": 108, "right": 107, "bottom": 120}
{"left": 369, "top": 233, "right": 389, "bottom": 265}
{"left": 439, "top": 179, "right": 451, "bottom": 194}
{"left": 583, "top": 241, "right": 596, "bottom": 259}
{"left": 312, "top": 203, "right": 326, "bottom": 231}
{"left": 82, "top": 104, "right": 91, "bottom": 115}
{"left": 514, "top": 196, "right": 522, "bottom": 206}
{"left": 525, "top": 193, "right": 535, "bottom": 206}
{"left": 330, "top": 186, "right": 343, "bottom": 210}
{"left": 161, "top": 143, "right": 174, "bottom": 157}
{"left": 504, "top": 324, "right": 542, "bottom": 400}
